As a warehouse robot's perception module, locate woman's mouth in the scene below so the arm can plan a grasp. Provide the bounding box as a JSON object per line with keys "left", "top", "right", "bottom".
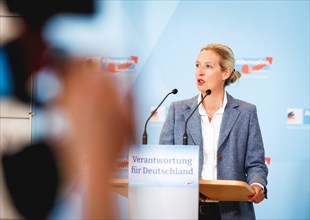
{"left": 197, "top": 79, "right": 205, "bottom": 86}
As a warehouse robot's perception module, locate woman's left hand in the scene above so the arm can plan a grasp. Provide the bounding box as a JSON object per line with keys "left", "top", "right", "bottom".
{"left": 248, "top": 184, "right": 265, "bottom": 204}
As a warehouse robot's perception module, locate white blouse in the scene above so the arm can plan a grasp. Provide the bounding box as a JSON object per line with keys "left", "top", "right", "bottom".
{"left": 198, "top": 92, "right": 227, "bottom": 180}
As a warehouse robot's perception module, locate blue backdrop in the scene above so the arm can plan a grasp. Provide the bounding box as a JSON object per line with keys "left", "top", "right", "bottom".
{"left": 40, "top": 1, "right": 309, "bottom": 219}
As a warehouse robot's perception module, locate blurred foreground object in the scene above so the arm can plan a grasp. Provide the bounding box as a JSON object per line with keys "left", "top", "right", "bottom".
{"left": 1, "top": 0, "right": 136, "bottom": 218}
{"left": 2, "top": 141, "right": 59, "bottom": 220}
{"left": 2, "top": 56, "right": 136, "bottom": 219}
{"left": 1, "top": 0, "right": 95, "bottom": 102}
{"left": 51, "top": 57, "right": 136, "bottom": 219}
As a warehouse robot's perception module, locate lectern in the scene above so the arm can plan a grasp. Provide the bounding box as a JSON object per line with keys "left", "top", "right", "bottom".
{"left": 111, "top": 179, "right": 254, "bottom": 201}
{"left": 111, "top": 145, "right": 254, "bottom": 219}
{"left": 115, "top": 144, "right": 199, "bottom": 219}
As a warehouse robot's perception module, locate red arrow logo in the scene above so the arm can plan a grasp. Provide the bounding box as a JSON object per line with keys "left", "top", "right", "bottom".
{"left": 107, "top": 56, "right": 138, "bottom": 73}
{"left": 242, "top": 57, "right": 272, "bottom": 74}
{"left": 265, "top": 157, "right": 271, "bottom": 165}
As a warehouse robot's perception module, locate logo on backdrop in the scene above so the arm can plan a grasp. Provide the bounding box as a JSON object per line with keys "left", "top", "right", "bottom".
{"left": 287, "top": 108, "right": 303, "bottom": 124}
{"left": 150, "top": 106, "right": 166, "bottom": 122}
{"left": 235, "top": 57, "right": 272, "bottom": 77}
{"left": 115, "top": 157, "right": 129, "bottom": 169}
{"left": 102, "top": 56, "right": 138, "bottom": 73}
{"left": 265, "top": 157, "right": 271, "bottom": 165}
{"left": 287, "top": 108, "right": 309, "bottom": 128}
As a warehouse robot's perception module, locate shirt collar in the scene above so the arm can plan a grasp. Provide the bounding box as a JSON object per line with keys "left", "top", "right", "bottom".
{"left": 198, "top": 91, "right": 228, "bottom": 116}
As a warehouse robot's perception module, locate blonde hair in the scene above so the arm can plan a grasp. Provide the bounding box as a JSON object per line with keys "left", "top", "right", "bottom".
{"left": 200, "top": 43, "right": 241, "bottom": 86}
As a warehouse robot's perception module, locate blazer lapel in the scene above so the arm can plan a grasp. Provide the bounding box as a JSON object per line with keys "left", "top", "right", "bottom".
{"left": 181, "top": 93, "right": 239, "bottom": 150}
{"left": 182, "top": 97, "right": 203, "bottom": 175}
{"left": 182, "top": 96, "right": 202, "bottom": 147}
{"left": 218, "top": 94, "right": 240, "bottom": 149}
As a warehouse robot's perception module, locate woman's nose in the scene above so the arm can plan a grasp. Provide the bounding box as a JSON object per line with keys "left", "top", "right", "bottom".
{"left": 198, "top": 68, "right": 205, "bottom": 75}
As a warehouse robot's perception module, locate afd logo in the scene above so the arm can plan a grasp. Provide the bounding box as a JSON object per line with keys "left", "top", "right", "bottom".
{"left": 150, "top": 106, "right": 166, "bottom": 122}
{"left": 235, "top": 57, "right": 272, "bottom": 74}
{"left": 102, "top": 56, "right": 138, "bottom": 73}
{"left": 265, "top": 157, "right": 271, "bottom": 165}
{"left": 287, "top": 108, "right": 310, "bottom": 125}
{"left": 115, "top": 158, "right": 129, "bottom": 169}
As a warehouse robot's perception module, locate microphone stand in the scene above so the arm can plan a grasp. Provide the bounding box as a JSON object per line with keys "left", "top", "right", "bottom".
{"left": 142, "top": 89, "right": 178, "bottom": 144}
{"left": 183, "top": 89, "right": 211, "bottom": 145}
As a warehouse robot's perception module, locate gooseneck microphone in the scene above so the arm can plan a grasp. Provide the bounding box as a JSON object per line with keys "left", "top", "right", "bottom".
{"left": 142, "top": 89, "right": 178, "bottom": 145}
{"left": 183, "top": 89, "right": 211, "bottom": 145}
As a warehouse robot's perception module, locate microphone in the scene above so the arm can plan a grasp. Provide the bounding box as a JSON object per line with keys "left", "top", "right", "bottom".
{"left": 183, "top": 89, "right": 211, "bottom": 145}
{"left": 142, "top": 88, "right": 178, "bottom": 144}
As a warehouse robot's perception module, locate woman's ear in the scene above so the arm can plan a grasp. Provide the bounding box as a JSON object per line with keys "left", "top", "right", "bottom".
{"left": 223, "top": 68, "right": 232, "bottom": 80}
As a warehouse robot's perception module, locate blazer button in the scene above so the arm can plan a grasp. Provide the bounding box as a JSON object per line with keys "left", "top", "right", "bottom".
{"left": 218, "top": 155, "right": 223, "bottom": 161}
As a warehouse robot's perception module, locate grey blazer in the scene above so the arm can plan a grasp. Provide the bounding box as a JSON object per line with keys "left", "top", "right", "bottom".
{"left": 159, "top": 92, "right": 268, "bottom": 220}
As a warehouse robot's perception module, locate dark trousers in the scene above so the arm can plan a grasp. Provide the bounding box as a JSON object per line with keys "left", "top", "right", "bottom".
{"left": 199, "top": 201, "right": 222, "bottom": 220}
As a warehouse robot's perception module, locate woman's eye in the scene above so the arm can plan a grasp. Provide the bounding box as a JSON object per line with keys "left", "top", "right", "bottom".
{"left": 195, "top": 63, "right": 199, "bottom": 68}
{"left": 206, "top": 64, "right": 212, "bottom": 69}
